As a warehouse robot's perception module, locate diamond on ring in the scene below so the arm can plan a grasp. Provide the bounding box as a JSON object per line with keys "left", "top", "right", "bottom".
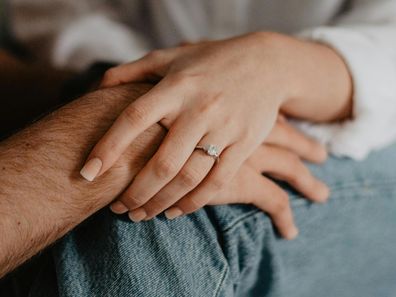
{"left": 195, "top": 144, "right": 220, "bottom": 163}
{"left": 204, "top": 144, "right": 220, "bottom": 157}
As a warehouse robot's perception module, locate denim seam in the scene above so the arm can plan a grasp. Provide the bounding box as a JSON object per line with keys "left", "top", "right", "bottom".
{"left": 215, "top": 181, "right": 396, "bottom": 294}
{"left": 221, "top": 181, "right": 396, "bottom": 234}
{"left": 220, "top": 210, "right": 262, "bottom": 233}
{"left": 213, "top": 262, "right": 230, "bottom": 297}
{"left": 222, "top": 211, "right": 268, "bottom": 234}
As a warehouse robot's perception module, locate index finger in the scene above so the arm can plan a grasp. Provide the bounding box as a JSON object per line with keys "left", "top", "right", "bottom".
{"left": 80, "top": 84, "right": 179, "bottom": 181}
{"left": 101, "top": 49, "right": 175, "bottom": 87}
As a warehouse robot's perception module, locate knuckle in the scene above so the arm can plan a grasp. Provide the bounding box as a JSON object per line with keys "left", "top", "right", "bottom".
{"left": 297, "top": 172, "right": 315, "bottom": 190}
{"left": 210, "top": 176, "right": 227, "bottom": 191}
{"left": 240, "top": 127, "right": 259, "bottom": 145}
{"left": 289, "top": 171, "right": 308, "bottom": 189}
{"left": 285, "top": 152, "right": 301, "bottom": 171}
{"left": 123, "top": 105, "right": 147, "bottom": 125}
{"left": 166, "top": 72, "right": 202, "bottom": 91}
{"left": 196, "top": 101, "right": 212, "bottom": 115}
{"left": 146, "top": 49, "right": 163, "bottom": 60}
{"left": 168, "top": 73, "right": 192, "bottom": 87}
{"left": 287, "top": 161, "right": 311, "bottom": 188}
{"left": 144, "top": 200, "right": 165, "bottom": 218}
{"left": 102, "top": 68, "right": 118, "bottom": 83}
{"left": 179, "top": 168, "right": 201, "bottom": 188}
{"left": 122, "top": 194, "right": 146, "bottom": 208}
{"left": 221, "top": 114, "right": 233, "bottom": 126}
{"left": 272, "top": 192, "right": 290, "bottom": 214}
{"left": 182, "top": 196, "right": 204, "bottom": 213}
{"left": 292, "top": 172, "right": 309, "bottom": 188}
{"left": 211, "top": 92, "right": 224, "bottom": 105}
{"left": 99, "top": 138, "right": 119, "bottom": 156}
{"left": 289, "top": 169, "right": 301, "bottom": 185}
{"left": 154, "top": 157, "right": 177, "bottom": 179}
{"left": 198, "top": 92, "right": 224, "bottom": 114}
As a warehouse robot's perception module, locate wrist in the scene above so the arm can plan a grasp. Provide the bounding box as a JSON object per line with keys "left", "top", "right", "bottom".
{"left": 0, "top": 84, "right": 166, "bottom": 277}
{"left": 258, "top": 32, "right": 353, "bottom": 122}
{"left": 247, "top": 32, "right": 302, "bottom": 106}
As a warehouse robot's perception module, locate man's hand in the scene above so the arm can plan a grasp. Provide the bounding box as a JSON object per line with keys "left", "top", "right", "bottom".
{"left": 0, "top": 84, "right": 165, "bottom": 278}
{"left": 207, "top": 119, "right": 329, "bottom": 240}
{"left": 85, "top": 32, "right": 350, "bottom": 224}
{"left": 121, "top": 116, "right": 330, "bottom": 240}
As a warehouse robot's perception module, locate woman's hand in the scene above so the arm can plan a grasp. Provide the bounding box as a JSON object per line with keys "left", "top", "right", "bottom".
{"left": 81, "top": 32, "right": 346, "bottom": 220}
{"left": 166, "top": 116, "right": 329, "bottom": 240}
{"left": 210, "top": 143, "right": 328, "bottom": 240}
{"left": 111, "top": 116, "right": 330, "bottom": 241}
{"left": 81, "top": 33, "right": 295, "bottom": 210}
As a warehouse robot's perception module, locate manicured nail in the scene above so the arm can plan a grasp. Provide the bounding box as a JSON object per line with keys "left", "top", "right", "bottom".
{"left": 80, "top": 158, "right": 102, "bottom": 181}
{"left": 128, "top": 209, "right": 147, "bottom": 222}
{"left": 286, "top": 226, "right": 299, "bottom": 240}
{"left": 110, "top": 201, "right": 128, "bottom": 214}
{"left": 165, "top": 207, "right": 183, "bottom": 220}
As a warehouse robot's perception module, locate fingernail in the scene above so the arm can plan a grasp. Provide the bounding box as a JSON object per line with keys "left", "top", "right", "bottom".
{"left": 286, "top": 226, "right": 299, "bottom": 240}
{"left": 110, "top": 201, "right": 128, "bottom": 214}
{"left": 128, "top": 209, "right": 147, "bottom": 222}
{"left": 80, "top": 158, "right": 102, "bottom": 181}
{"left": 165, "top": 207, "right": 183, "bottom": 220}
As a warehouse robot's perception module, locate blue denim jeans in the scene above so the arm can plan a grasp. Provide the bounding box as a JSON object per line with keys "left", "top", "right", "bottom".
{"left": 30, "top": 144, "right": 396, "bottom": 297}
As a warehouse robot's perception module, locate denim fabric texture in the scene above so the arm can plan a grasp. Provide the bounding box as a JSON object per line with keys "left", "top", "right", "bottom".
{"left": 30, "top": 144, "right": 396, "bottom": 297}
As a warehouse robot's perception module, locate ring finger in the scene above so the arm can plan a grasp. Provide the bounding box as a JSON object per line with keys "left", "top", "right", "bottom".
{"left": 164, "top": 141, "right": 249, "bottom": 218}
{"left": 110, "top": 115, "right": 206, "bottom": 213}
{"left": 128, "top": 134, "right": 229, "bottom": 221}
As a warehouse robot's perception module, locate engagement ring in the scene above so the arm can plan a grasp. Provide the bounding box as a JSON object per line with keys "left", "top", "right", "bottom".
{"left": 195, "top": 144, "right": 220, "bottom": 163}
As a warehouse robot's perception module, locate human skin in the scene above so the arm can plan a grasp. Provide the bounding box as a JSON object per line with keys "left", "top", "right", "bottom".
{"left": 82, "top": 32, "right": 352, "bottom": 222}
{"left": 0, "top": 77, "right": 330, "bottom": 277}
{"left": 0, "top": 84, "right": 166, "bottom": 278}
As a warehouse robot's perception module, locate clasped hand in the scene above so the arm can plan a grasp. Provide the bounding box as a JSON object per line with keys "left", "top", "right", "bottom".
{"left": 80, "top": 33, "right": 329, "bottom": 239}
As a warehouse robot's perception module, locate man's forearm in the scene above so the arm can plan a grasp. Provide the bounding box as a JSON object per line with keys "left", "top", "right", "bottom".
{"left": 0, "top": 84, "right": 165, "bottom": 277}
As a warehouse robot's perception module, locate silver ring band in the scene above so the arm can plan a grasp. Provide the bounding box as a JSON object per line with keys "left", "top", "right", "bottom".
{"left": 195, "top": 144, "right": 220, "bottom": 163}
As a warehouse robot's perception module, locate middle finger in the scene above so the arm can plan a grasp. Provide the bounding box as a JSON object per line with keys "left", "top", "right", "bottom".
{"left": 129, "top": 133, "right": 228, "bottom": 220}
{"left": 114, "top": 114, "right": 207, "bottom": 212}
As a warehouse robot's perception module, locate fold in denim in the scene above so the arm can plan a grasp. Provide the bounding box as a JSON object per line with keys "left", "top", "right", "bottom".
{"left": 29, "top": 144, "right": 396, "bottom": 297}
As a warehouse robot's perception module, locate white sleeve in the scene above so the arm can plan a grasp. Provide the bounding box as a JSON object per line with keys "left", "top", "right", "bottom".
{"left": 295, "top": 0, "right": 396, "bottom": 160}
{"left": 10, "top": 0, "right": 151, "bottom": 71}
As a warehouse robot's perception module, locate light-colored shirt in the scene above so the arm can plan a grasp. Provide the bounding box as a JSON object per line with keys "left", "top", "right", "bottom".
{"left": 10, "top": 0, "right": 396, "bottom": 160}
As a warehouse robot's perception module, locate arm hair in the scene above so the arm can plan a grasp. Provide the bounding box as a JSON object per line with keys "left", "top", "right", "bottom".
{"left": 0, "top": 84, "right": 165, "bottom": 277}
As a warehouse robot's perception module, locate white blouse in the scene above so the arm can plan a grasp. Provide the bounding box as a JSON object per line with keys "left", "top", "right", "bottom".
{"left": 10, "top": 0, "right": 396, "bottom": 160}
